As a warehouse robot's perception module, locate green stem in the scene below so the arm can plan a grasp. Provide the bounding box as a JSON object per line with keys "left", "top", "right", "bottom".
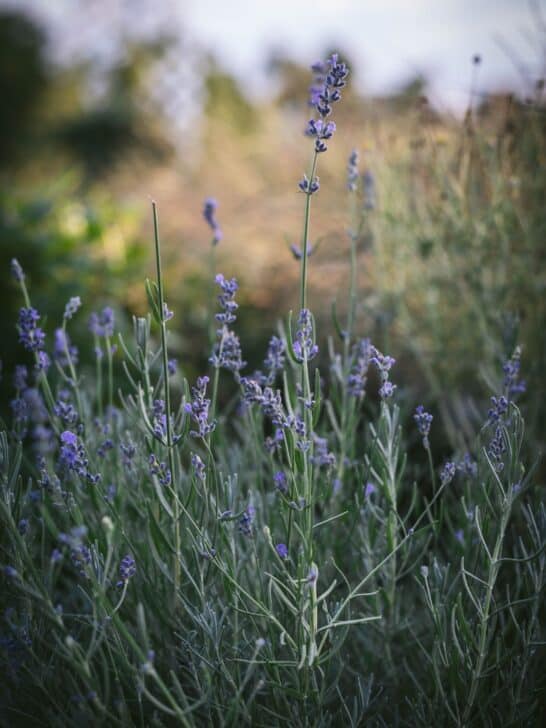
{"left": 61, "top": 321, "right": 84, "bottom": 419}
{"left": 151, "top": 201, "right": 181, "bottom": 596}
{"left": 462, "top": 498, "right": 512, "bottom": 724}
{"left": 94, "top": 334, "right": 103, "bottom": 419}
{"left": 299, "top": 152, "right": 319, "bottom": 312}
{"left": 208, "top": 242, "right": 217, "bottom": 346}
{"left": 346, "top": 192, "right": 360, "bottom": 344}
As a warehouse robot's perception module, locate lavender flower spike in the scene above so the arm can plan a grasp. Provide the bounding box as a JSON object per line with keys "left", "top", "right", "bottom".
{"left": 117, "top": 554, "right": 136, "bottom": 587}
{"left": 347, "top": 149, "right": 359, "bottom": 191}
{"left": 203, "top": 197, "right": 223, "bottom": 245}
{"left": 11, "top": 258, "right": 25, "bottom": 282}
{"left": 370, "top": 345, "right": 396, "bottom": 400}
{"left": 414, "top": 405, "right": 433, "bottom": 448}
{"left": 293, "top": 309, "right": 318, "bottom": 362}
{"left": 63, "top": 297, "right": 82, "bottom": 320}
{"left": 304, "top": 53, "right": 349, "bottom": 155}
{"left": 214, "top": 274, "right": 239, "bottom": 327}
{"left": 18, "top": 307, "right": 46, "bottom": 352}
{"left": 89, "top": 307, "right": 115, "bottom": 338}
{"left": 184, "top": 376, "right": 216, "bottom": 438}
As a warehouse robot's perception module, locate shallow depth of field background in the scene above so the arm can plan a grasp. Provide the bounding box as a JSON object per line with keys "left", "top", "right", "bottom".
{"left": 1, "top": 0, "right": 545, "bottom": 460}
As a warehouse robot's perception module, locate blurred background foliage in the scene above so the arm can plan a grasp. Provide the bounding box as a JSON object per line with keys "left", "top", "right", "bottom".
{"left": 0, "top": 6, "right": 544, "bottom": 463}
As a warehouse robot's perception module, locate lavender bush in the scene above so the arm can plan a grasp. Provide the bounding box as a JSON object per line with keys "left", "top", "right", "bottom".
{"left": 1, "top": 54, "right": 544, "bottom": 727}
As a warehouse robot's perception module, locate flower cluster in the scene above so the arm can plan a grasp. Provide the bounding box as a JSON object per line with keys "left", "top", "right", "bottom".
{"left": 214, "top": 274, "right": 239, "bottom": 328}
{"left": 264, "top": 336, "right": 286, "bottom": 382}
{"left": 347, "top": 149, "right": 359, "bottom": 191}
{"left": 58, "top": 431, "right": 88, "bottom": 478}
{"left": 57, "top": 526, "right": 91, "bottom": 578}
{"left": 293, "top": 309, "right": 318, "bottom": 362}
{"left": 89, "top": 307, "right": 115, "bottom": 338}
{"left": 11, "top": 378, "right": 52, "bottom": 448}
{"left": 305, "top": 53, "right": 349, "bottom": 154}
{"left": 184, "top": 376, "right": 216, "bottom": 439}
{"left": 485, "top": 353, "right": 523, "bottom": 472}
{"left": 370, "top": 346, "right": 396, "bottom": 399}
{"left": 347, "top": 338, "right": 371, "bottom": 397}
{"left": 203, "top": 197, "right": 223, "bottom": 245}
{"left": 488, "top": 395, "right": 508, "bottom": 423}
{"left": 36, "top": 351, "right": 50, "bottom": 372}
{"left": 97, "top": 437, "right": 114, "bottom": 459}
{"left": 458, "top": 452, "right": 478, "bottom": 478}
{"left": 71, "top": 544, "right": 92, "bottom": 578}
{"left": 18, "top": 308, "right": 45, "bottom": 352}
{"left": 250, "top": 336, "right": 286, "bottom": 388}
{"left": 120, "top": 438, "right": 136, "bottom": 470}
{"left": 162, "top": 303, "right": 174, "bottom": 322}
{"left": 210, "top": 274, "right": 245, "bottom": 375}
{"left": 265, "top": 427, "right": 284, "bottom": 453}
{"left": 503, "top": 347, "right": 526, "bottom": 399}
{"left": 311, "top": 434, "right": 336, "bottom": 468}
{"left": 210, "top": 329, "right": 246, "bottom": 374}
{"left": 14, "top": 365, "right": 28, "bottom": 391}
{"left": 440, "top": 461, "right": 457, "bottom": 485}
{"left": 274, "top": 471, "right": 288, "bottom": 495}
{"left": 152, "top": 399, "right": 167, "bottom": 440}
{"left": 238, "top": 505, "right": 255, "bottom": 536}
{"left": 414, "top": 405, "right": 433, "bottom": 448}
{"left": 488, "top": 424, "right": 507, "bottom": 472}
{"left": 63, "top": 296, "right": 82, "bottom": 321}
{"left": 298, "top": 54, "right": 348, "bottom": 195}
{"left": 290, "top": 415, "right": 308, "bottom": 452}
{"left": 298, "top": 174, "right": 320, "bottom": 195}
{"left": 148, "top": 453, "right": 171, "bottom": 486}
{"left": 241, "top": 379, "right": 287, "bottom": 428}
{"left": 191, "top": 453, "right": 206, "bottom": 482}
{"left": 117, "top": 554, "right": 136, "bottom": 587}
{"left": 53, "top": 392, "right": 78, "bottom": 426}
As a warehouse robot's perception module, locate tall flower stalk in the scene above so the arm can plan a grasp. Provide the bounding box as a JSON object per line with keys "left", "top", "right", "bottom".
{"left": 151, "top": 201, "right": 180, "bottom": 594}
{"left": 292, "top": 54, "right": 349, "bottom": 675}
{"left": 298, "top": 53, "right": 349, "bottom": 311}
{"left": 11, "top": 260, "right": 56, "bottom": 416}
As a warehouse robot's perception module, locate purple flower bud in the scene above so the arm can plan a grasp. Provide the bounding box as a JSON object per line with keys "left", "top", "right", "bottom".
{"left": 11, "top": 258, "right": 25, "bottom": 282}
{"left": 273, "top": 470, "right": 288, "bottom": 494}
{"left": 307, "top": 565, "right": 318, "bottom": 584}
{"left": 364, "top": 482, "right": 376, "bottom": 497}
{"left": 203, "top": 197, "right": 223, "bottom": 245}
{"left": 347, "top": 149, "right": 359, "bottom": 191}
{"left": 414, "top": 405, "right": 433, "bottom": 448}
{"left": 63, "top": 297, "right": 82, "bottom": 320}
{"left": 440, "top": 461, "right": 456, "bottom": 485}
{"left": 89, "top": 307, "right": 114, "bottom": 338}
{"left": 117, "top": 554, "right": 136, "bottom": 585}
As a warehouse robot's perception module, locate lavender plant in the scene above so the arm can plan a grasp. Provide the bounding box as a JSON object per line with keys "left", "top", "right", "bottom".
{"left": 0, "top": 53, "right": 544, "bottom": 728}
